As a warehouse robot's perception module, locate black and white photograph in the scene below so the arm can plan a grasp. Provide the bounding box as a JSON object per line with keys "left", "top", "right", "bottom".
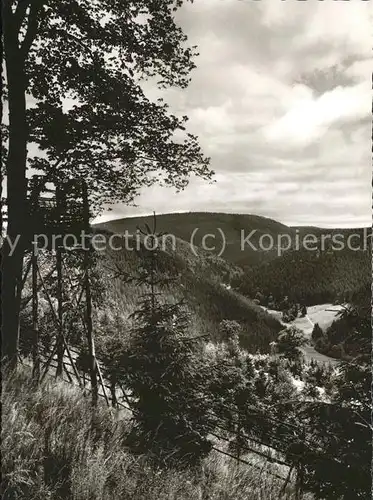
{"left": 1, "top": 1, "right": 371, "bottom": 499}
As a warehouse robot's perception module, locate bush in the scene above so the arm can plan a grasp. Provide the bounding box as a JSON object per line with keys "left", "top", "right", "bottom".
{"left": 277, "top": 327, "right": 305, "bottom": 362}
{"left": 314, "top": 337, "right": 330, "bottom": 354}
{"left": 302, "top": 361, "right": 371, "bottom": 499}
{"left": 327, "top": 343, "right": 344, "bottom": 359}
{"left": 305, "top": 361, "right": 333, "bottom": 388}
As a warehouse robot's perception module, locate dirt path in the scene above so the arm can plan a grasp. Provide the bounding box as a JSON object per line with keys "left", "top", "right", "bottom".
{"left": 264, "top": 304, "right": 343, "bottom": 366}
{"left": 296, "top": 306, "right": 343, "bottom": 366}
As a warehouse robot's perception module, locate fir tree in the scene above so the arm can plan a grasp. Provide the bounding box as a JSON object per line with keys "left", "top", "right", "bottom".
{"left": 124, "top": 217, "right": 213, "bottom": 467}
{"left": 311, "top": 323, "right": 324, "bottom": 342}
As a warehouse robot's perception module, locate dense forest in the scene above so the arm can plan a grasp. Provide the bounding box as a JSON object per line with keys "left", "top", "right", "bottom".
{"left": 96, "top": 212, "right": 296, "bottom": 267}
{"left": 236, "top": 245, "right": 371, "bottom": 305}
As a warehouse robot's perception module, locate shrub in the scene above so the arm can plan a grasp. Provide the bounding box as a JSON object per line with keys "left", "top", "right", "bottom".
{"left": 327, "top": 343, "right": 344, "bottom": 359}
{"left": 314, "top": 337, "right": 330, "bottom": 355}
{"left": 277, "top": 327, "right": 305, "bottom": 362}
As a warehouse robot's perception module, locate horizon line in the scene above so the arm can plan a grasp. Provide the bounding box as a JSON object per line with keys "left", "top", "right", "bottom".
{"left": 93, "top": 210, "right": 371, "bottom": 230}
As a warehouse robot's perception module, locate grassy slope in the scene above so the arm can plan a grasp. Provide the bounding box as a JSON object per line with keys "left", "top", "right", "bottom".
{"left": 2, "top": 368, "right": 295, "bottom": 500}
{"left": 96, "top": 231, "right": 282, "bottom": 353}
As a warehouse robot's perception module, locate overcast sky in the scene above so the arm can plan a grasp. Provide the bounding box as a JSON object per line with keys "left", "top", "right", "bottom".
{"left": 96, "top": 0, "right": 371, "bottom": 228}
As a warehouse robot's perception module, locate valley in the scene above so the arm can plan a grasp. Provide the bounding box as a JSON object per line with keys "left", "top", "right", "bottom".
{"left": 95, "top": 211, "right": 370, "bottom": 363}
{"left": 262, "top": 304, "right": 343, "bottom": 366}
{"left": 2, "top": 0, "right": 370, "bottom": 497}
{"left": 6, "top": 212, "right": 371, "bottom": 500}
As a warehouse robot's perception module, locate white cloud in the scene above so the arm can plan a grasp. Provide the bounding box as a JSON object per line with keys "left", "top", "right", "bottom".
{"left": 97, "top": 0, "right": 371, "bottom": 227}
{"left": 264, "top": 81, "right": 370, "bottom": 147}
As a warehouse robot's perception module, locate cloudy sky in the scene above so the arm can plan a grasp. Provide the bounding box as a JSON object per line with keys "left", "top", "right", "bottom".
{"left": 97, "top": 0, "right": 371, "bottom": 228}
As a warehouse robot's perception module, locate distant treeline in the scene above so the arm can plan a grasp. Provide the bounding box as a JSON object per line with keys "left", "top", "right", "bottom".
{"left": 235, "top": 246, "right": 370, "bottom": 306}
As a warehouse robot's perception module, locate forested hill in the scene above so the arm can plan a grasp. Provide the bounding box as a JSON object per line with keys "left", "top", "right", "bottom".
{"left": 236, "top": 245, "right": 371, "bottom": 306}
{"left": 95, "top": 212, "right": 370, "bottom": 270}
{"left": 94, "top": 229, "right": 282, "bottom": 353}
{"left": 95, "top": 212, "right": 295, "bottom": 267}
{"left": 95, "top": 213, "right": 370, "bottom": 307}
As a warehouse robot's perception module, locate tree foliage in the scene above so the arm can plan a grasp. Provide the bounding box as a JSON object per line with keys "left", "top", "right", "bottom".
{"left": 11, "top": 0, "right": 212, "bottom": 207}
{"left": 2, "top": 0, "right": 212, "bottom": 366}
{"left": 123, "top": 224, "right": 213, "bottom": 467}
{"left": 277, "top": 327, "right": 305, "bottom": 362}
{"left": 301, "top": 361, "right": 371, "bottom": 499}
{"left": 238, "top": 247, "right": 370, "bottom": 306}
{"left": 314, "top": 285, "right": 371, "bottom": 361}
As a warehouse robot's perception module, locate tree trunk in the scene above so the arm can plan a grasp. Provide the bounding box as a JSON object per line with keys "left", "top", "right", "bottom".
{"left": 2, "top": 4, "right": 29, "bottom": 369}
{"left": 32, "top": 252, "right": 40, "bottom": 383}
{"left": 83, "top": 181, "right": 98, "bottom": 406}
{"left": 55, "top": 237, "right": 64, "bottom": 377}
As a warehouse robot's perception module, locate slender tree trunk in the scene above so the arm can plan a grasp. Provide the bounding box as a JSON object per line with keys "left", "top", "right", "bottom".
{"left": 55, "top": 248, "right": 64, "bottom": 376}
{"left": 83, "top": 181, "right": 98, "bottom": 406}
{"left": 32, "top": 252, "right": 40, "bottom": 383}
{"left": 55, "top": 186, "right": 65, "bottom": 376}
{"left": 2, "top": 3, "right": 29, "bottom": 369}
{"left": 85, "top": 261, "right": 98, "bottom": 407}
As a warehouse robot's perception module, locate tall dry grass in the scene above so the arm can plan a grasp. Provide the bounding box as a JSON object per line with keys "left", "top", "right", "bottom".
{"left": 1, "top": 367, "right": 303, "bottom": 500}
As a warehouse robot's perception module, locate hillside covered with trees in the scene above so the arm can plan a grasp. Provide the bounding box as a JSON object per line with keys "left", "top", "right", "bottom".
{"left": 2, "top": 0, "right": 371, "bottom": 499}
{"left": 95, "top": 212, "right": 295, "bottom": 267}
{"left": 236, "top": 245, "right": 371, "bottom": 306}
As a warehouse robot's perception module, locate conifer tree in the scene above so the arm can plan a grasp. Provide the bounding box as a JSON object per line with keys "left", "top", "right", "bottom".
{"left": 311, "top": 323, "right": 323, "bottom": 343}
{"left": 124, "top": 218, "right": 213, "bottom": 467}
